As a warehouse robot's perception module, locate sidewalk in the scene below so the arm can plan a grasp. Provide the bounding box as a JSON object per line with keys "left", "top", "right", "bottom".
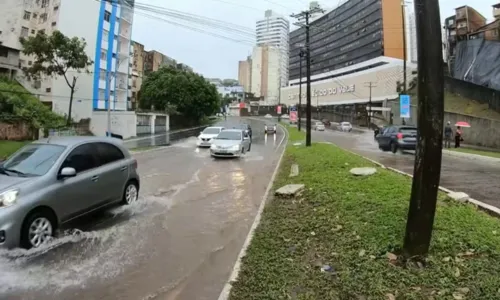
{"left": 226, "top": 125, "right": 500, "bottom": 300}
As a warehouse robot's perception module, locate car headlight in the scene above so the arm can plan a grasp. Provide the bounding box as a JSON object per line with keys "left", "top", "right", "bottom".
{"left": 231, "top": 145, "right": 240, "bottom": 150}
{"left": 210, "top": 144, "right": 218, "bottom": 149}
{"left": 0, "top": 189, "right": 19, "bottom": 208}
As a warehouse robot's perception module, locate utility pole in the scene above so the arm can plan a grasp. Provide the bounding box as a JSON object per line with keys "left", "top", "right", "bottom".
{"left": 364, "top": 81, "right": 376, "bottom": 128}
{"left": 402, "top": 0, "right": 444, "bottom": 257}
{"left": 298, "top": 50, "right": 304, "bottom": 131}
{"left": 291, "top": 4, "right": 324, "bottom": 146}
{"left": 402, "top": 1, "right": 408, "bottom": 93}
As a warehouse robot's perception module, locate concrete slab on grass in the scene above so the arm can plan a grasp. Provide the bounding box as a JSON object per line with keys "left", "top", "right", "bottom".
{"left": 276, "top": 184, "right": 305, "bottom": 197}
{"left": 350, "top": 167, "right": 377, "bottom": 176}
{"left": 290, "top": 164, "right": 299, "bottom": 177}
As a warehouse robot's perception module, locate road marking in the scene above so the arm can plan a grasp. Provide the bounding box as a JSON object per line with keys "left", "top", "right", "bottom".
{"left": 217, "top": 124, "right": 289, "bottom": 300}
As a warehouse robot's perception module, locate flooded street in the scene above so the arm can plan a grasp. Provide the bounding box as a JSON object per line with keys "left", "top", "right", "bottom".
{"left": 312, "top": 128, "right": 500, "bottom": 208}
{"left": 0, "top": 117, "right": 285, "bottom": 300}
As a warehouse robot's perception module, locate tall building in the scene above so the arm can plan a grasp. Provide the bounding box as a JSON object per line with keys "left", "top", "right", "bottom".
{"left": 131, "top": 40, "right": 145, "bottom": 107}
{"left": 256, "top": 10, "right": 289, "bottom": 87}
{"left": 407, "top": 10, "right": 418, "bottom": 63}
{"left": 283, "top": 0, "right": 414, "bottom": 108}
{"left": 238, "top": 56, "right": 252, "bottom": 93}
{"left": 251, "top": 45, "right": 281, "bottom": 104}
{"left": 0, "top": 0, "right": 135, "bottom": 120}
{"left": 143, "top": 50, "right": 176, "bottom": 74}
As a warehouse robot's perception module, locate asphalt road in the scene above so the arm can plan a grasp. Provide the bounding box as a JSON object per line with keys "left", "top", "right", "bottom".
{"left": 308, "top": 127, "right": 500, "bottom": 208}
{"left": 0, "top": 117, "right": 286, "bottom": 300}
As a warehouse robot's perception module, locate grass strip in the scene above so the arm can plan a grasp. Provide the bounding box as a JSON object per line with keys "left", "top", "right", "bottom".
{"left": 229, "top": 125, "right": 500, "bottom": 299}
{"left": 0, "top": 140, "right": 31, "bottom": 159}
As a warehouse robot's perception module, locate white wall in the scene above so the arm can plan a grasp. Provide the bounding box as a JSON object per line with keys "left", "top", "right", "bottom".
{"left": 0, "top": 0, "right": 24, "bottom": 50}
{"left": 49, "top": 0, "right": 101, "bottom": 121}
{"left": 90, "top": 111, "right": 137, "bottom": 139}
{"left": 251, "top": 46, "right": 263, "bottom": 96}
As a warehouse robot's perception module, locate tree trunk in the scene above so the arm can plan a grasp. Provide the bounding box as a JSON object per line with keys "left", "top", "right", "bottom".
{"left": 66, "top": 76, "right": 77, "bottom": 126}
{"left": 402, "top": 0, "right": 445, "bottom": 257}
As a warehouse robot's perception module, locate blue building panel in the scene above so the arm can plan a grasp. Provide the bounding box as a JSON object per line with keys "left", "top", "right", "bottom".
{"left": 92, "top": 0, "right": 106, "bottom": 110}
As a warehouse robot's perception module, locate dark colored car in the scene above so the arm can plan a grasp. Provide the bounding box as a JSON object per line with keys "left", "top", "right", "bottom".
{"left": 264, "top": 123, "right": 277, "bottom": 134}
{"left": 238, "top": 123, "right": 252, "bottom": 138}
{"left": 376, "top": 125, "right": 418, "bottom": 153}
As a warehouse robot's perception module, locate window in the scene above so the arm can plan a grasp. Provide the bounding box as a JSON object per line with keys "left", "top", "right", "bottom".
{"left": 21, "top": 27, "right": 29, "bottom": 37}
{"left": 104, "top": 11, "right": 111, "bottom": 22}
{"left": 61, "top": 144, "right": 99, "bottom": 174}
{"left": 2, "top": 144, "right": 66, "bottom": 176}
{"left": 99, "top": 69, "right": 107, "bottom": 80}
{"left": 102, "top": 30, "right": 109, "bottom": 42}
{"left": 52, "top": 22, "right": 57, "bottom": 26}
{"left": 46, "top": 87, "right": 51, "bottom": 92}
{"left": 95, "top": 142, "right": 125, "bottom": 165}
{"left": 40, "top": 13, "right": 47, "bottom": 23}
{"left": 33, "top": 13, "right": 37, "bottom": 18}
{"left": 100, "top": 49, "right": 107, "bottom": 60}
{"left": 41, "top": 0, "right": 49, "bottom": 8}
{"left": 0, "top": 47, "right": 8, "bottom": 57}
{"left": 38, "top": 29, "right": 45, "bottom": 35}
{"left": 23, "top": 11, "right": 31, "bottom": 20}
{"left": 31, "top": 29, "right": 35, "bottom": 34}
{"left": 54, "top": 6, "right": 59, "bottom": 11}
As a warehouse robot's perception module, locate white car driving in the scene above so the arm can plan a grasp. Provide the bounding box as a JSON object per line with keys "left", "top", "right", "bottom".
{"left": 264, "top": 114, "right": 273, "bottom": 118}
{"left": 197, "top": 126, "right": 225, "bottom": 147}
{"left": 339, "top": 122, "right": 352, "bottom": 132}
{"left": 314, "top": 121, "right": 325, "bottom": 131}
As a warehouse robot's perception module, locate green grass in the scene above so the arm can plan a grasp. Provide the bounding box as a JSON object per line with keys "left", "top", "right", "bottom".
{"left": 0, "top": 140, "right": 31, "bottom": 159}
{"left": 449, "top": 147, "right": 500, "bottom": 159}
{"left": 229, "top": 126, "right": 500, "bottom": 300}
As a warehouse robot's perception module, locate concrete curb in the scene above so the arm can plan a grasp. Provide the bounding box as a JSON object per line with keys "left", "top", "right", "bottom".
{"left": 217, "top": 123, "right": 289, "bottom": 300}
{"left": 319, "top": 141, "right": 500, "bottom": 218}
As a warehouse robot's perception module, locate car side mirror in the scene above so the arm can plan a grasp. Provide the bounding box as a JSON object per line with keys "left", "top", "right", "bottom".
{"left": 59, "top": 167, "right": 76, "bottom": 179}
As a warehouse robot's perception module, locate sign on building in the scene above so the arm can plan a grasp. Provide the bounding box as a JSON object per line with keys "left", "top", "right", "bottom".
{"left": 287, "top": 84, "right": 356, "bottom": 100}
{"left": 399, "top": 94, "right": 411, "bottom": 118}
{"left": 276, "top": 105, "right": 282, "bottom": 114}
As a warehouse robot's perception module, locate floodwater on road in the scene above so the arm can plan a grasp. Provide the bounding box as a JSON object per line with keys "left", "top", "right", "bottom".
{"left": 312, "top": 128, "right": 500, "bottom": 208}
{"left": 0, "top": 117, "right": 286, "bottom": 300}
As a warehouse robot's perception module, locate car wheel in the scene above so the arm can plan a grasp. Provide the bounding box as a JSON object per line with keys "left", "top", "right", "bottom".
{"left": 122, "top": 180, "right": 139, "bottom": 205}
{"left": 390, "top": 142, "right": 398, "bottom": 154}
{"left": 21, "top": 209, "right": 56, "bottom": 249}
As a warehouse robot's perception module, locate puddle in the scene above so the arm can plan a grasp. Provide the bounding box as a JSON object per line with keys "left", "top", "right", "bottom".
{"left": 172, "top": 137, "right": 198, "bottom": 148}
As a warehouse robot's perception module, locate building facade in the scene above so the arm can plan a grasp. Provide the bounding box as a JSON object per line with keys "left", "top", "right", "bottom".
{"left": 144, "top": 50, "right": 176, "bottom": 74}
{"left": 0, "top": 0, "right": 135, "bottom": 121}
{"left": 256, "top": 10, "right": 289, "bottom": 86}
{"left": 251, "top": 45, "right": 281, "bottom": 104}
{"left": 131, "top": 40, "right": 145, "bottom": 107}
{"left": 238, "top": 56, "right": 252, "bottom": 93}
{"left": 282, "top": 0, "right": 413, "bottom": 108}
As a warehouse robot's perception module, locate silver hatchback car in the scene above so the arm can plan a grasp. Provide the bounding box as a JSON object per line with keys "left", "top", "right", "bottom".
{"left": 0, "top": 136, "right": 140, "bottom": 249}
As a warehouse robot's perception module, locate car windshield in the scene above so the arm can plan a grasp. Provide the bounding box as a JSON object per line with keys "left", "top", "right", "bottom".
{"left": 203, "top": 127, "right": 221, "bottom": 134}
{"left": 266, "top": 124, "right": 275, "bottom": 127}
{"left": 0, "top": 144, "right": 66, "bottom": 176}
{"left": 341, "top": 122, "right": 351, "bottom": 126}
{"left": 400, "top": 127, "right": 417, "bottom": 134}
{"left": 215, "top": 131, "right": 241, "bottom": 140}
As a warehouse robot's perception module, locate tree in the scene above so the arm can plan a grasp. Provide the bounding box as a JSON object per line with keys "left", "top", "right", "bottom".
{"left": 20, "top": 31, "right": 93, "bottom": 125}
{"left": 139, "top": 67, "right": 220, "bottom": 125}
{"left": 402, "top": 0, "right": 445, "bottom": 258}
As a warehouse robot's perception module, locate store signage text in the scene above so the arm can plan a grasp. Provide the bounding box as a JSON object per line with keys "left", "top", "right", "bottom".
{"left": 288, "top": 84, "right": 356, "bottom": 100}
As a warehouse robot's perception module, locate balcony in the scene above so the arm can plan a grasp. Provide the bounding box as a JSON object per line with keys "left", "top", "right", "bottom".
{"left": 494, "top": 6, "right": 500, "bottom": 19}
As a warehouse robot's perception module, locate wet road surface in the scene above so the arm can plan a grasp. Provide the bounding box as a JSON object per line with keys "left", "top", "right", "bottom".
{"left": 123, "top": 126, "right": 209, "bottom": 149}
{"left": 309, "top": 127, "right": 500, "bottom": 208}
{"left": 0, "top": 117, "right": 286, "bottom": 300}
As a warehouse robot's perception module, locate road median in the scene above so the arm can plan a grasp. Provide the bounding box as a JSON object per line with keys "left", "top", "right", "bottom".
{"left": 228, "top": 126, "right": 500, "bottom": 299}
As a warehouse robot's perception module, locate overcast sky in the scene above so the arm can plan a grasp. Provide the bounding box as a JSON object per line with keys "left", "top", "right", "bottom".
{"left": 131, "top": 0, "right": 496, "bottom": 80}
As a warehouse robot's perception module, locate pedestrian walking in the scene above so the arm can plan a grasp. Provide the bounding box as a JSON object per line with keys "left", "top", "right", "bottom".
{"left": 444, "top": 121, "right": 453, "bottom": 148}
{"left": 454, "top": 126, "right": 463, "bottom": 148}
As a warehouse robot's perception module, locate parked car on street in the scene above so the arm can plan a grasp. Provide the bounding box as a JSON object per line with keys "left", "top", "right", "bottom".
{"left": 197, "top": 126, "right": 225, "bottom": 147}
{"left": 210, "top": 129, "right": 251, "bottom": 158}
{"left": 264, "top": 114, "right": 272, "bottom": 118}
{"left": 264, "top": 123, "right": 277, "bottom": 134}
{"left": 314, "top": 121, "right": 325, "bottom": 131}
{"left": 281, "top": 114, "right": 289, "bottom": 119}
{"left": 375, "top": 125, "right": 418, "bottom": 153}
{"left": 339, "top": 122, "right": 353, "bottom": 132}
{"left": 0, "top": 136, "right": 140, "bottom": 249}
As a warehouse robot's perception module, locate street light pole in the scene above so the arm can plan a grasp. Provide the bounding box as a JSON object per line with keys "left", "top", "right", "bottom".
{"left": 402, "top": 1, "right": 408, "bottom": 94}
{"left": 298, "top": 50, "right": 304, "bottom": 131}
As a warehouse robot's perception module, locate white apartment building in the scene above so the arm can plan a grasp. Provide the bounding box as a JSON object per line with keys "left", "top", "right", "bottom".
{"left": 407, "top": 10, "right": 418, "bottom": 63}
{"left": 256, "top": 10, "right": 289, "bottom": 87}
{"left": 251, "top": 45, "right": 281, "bottom": 104}
{"left": 0, "top": 0, "right": 134, "bottom": 122}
